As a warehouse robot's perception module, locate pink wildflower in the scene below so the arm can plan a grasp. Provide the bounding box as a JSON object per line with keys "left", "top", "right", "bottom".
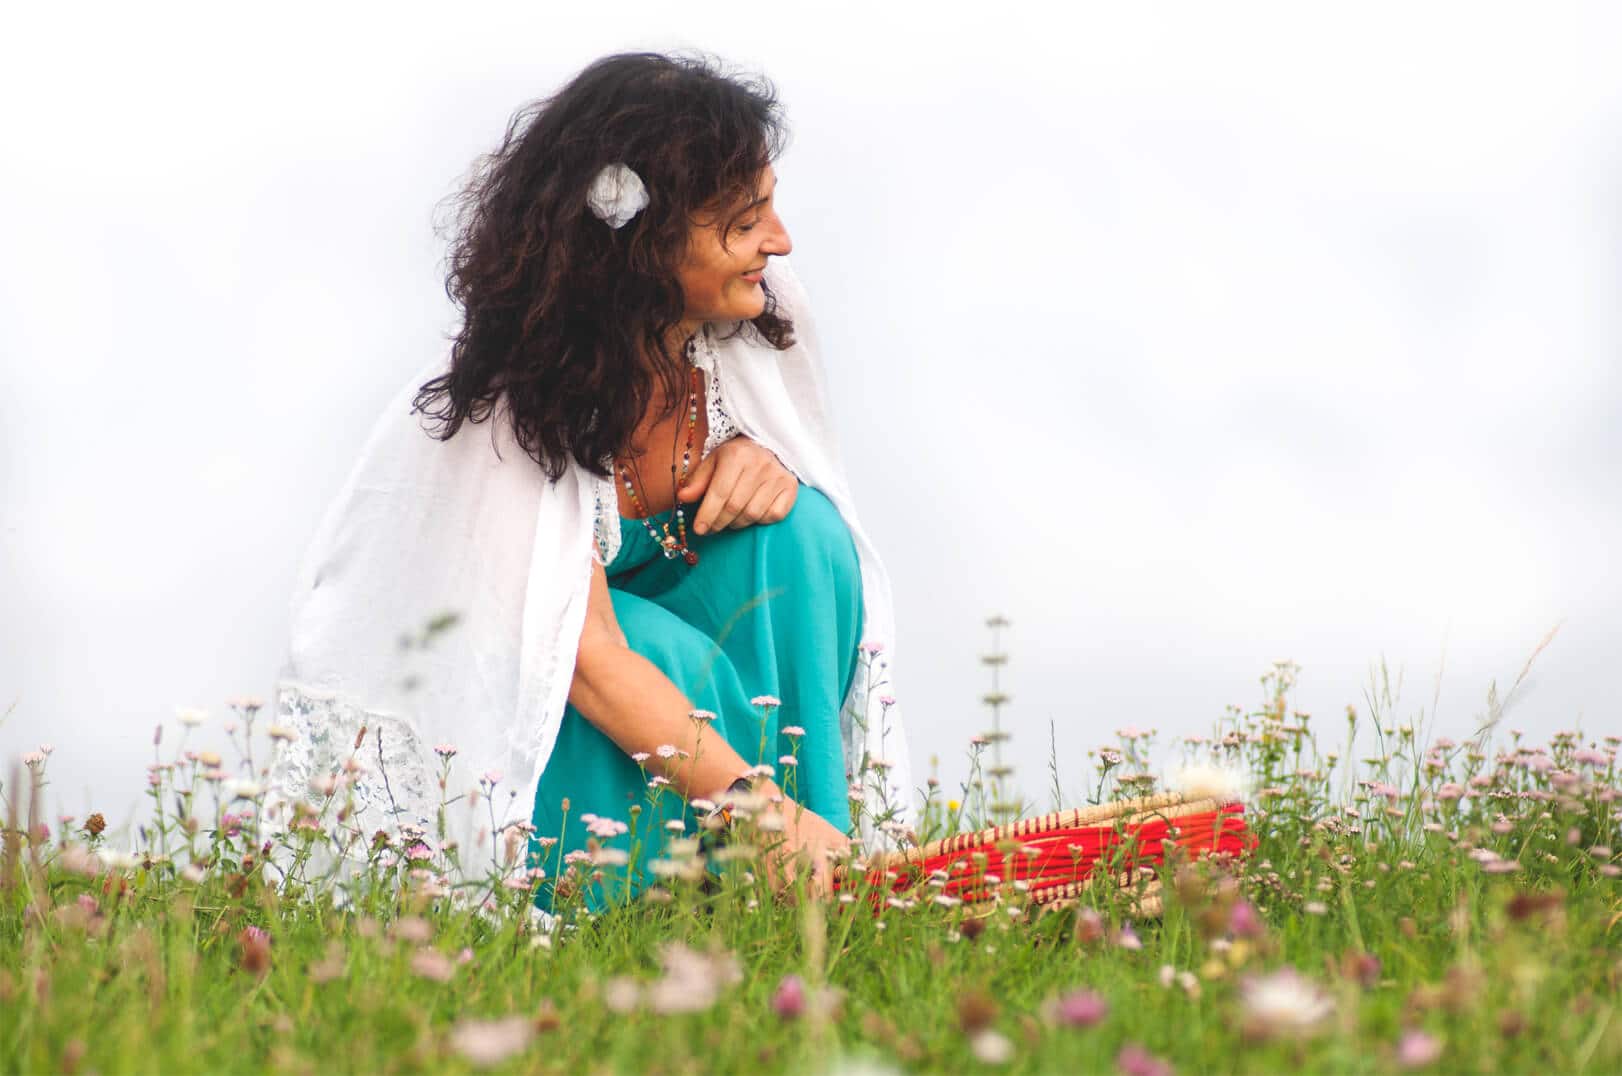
{"left": 449, "top": 1016, "right": 534, "bottom": 1067}
{"left": 772, "top": 973, "right": 806, "bottom": 1019}
{"left": 1396, "top": 1029, "right": 1442, "bottom": 1068}
{"left": 1228, "top": 900, "right": 1265, "bottom": 939}
{"left": 410, "top": 948, "right": 455, "bottom": 982}
{"left": 1116, "top": 1043, "right": 1172, "bottom": 1076}
{"left": 1056, "top": 989, "right": 1109, "bottom": 1028}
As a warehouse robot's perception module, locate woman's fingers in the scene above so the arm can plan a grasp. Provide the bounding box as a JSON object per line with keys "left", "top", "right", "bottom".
{"left": 692, "top": 457, "right": 744, "bottom": 534}
{"left": 732, "top": 479, "right": 787, "bottom": 530}
{"left": 691, "top": 439, "right": 799, "bottom": 533}
{"left": 762, "top": 483, "right": 796, "bottom": 525}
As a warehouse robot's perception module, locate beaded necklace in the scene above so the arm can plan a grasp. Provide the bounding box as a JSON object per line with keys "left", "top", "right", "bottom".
{"left": 617, "top": 345, "right": 703, "bottom": 567}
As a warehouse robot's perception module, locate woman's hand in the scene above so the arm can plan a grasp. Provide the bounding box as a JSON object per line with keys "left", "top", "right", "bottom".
{"left": 758, "top": 796, "right": 852, "bottom": 900}
{"left": 676, "top": 437, "right": 798, "bottom": 534}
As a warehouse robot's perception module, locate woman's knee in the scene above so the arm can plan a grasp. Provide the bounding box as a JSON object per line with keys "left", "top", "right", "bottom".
{"left": 607, "top": 588, "right": 734, "bottom": 696}
{"left": 769, "top": 485, "right": 858, "bottom": 571}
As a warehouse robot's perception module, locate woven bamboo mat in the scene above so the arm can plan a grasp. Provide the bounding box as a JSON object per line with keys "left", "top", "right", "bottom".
{"left": 830, "top": 792, "right": 1251, "bottom": 914}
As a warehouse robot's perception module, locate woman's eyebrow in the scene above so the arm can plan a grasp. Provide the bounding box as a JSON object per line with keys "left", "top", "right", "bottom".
{"left": 743, "top": 177, "right": 779, "bottom": 211}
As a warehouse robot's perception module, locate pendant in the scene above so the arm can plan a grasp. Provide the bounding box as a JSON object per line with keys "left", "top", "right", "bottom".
{"left": 683, "top": 549, "right": 699, "bottom": 566}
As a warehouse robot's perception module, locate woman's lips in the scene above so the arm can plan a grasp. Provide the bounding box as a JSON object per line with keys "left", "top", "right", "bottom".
{"left": 740, "top": 270, "right": 763, "bottom": 283}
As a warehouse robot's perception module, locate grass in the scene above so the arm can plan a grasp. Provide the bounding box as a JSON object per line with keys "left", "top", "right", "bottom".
{"left": 2, "top": 656, "right": 1620, "bottom": 1074}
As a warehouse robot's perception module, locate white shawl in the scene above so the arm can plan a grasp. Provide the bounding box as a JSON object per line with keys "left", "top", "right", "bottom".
{"left": 265, "top": 258, "right": 913, "bottom": 880}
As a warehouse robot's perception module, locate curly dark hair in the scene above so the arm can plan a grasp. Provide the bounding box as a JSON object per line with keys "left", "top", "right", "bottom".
{"left": 411, "top": 51, "right": 796, "bottom": 482}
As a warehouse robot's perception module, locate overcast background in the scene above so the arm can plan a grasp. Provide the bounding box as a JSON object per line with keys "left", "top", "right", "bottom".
{"left": 3, "top": 2, "right": 1618, "bottom": 831}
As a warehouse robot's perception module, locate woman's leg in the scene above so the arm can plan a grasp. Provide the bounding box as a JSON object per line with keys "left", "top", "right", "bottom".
{"left": 528, "top": 587, "right": 771, "bottom": 914}
{"left": 611, "top": 483, "right": 865, "bottom": 835}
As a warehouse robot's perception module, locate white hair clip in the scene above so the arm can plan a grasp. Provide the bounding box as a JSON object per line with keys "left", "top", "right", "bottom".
{"left": 585, "top": 162, "right": 650, "bottom": 229}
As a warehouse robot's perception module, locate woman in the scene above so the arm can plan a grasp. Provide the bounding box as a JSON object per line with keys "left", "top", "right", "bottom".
{"left": 266, "top": 52, "right": 912, "bottom": 912}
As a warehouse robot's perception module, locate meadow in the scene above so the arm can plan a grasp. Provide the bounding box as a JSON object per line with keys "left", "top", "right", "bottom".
{"left": 3, "top": 651, "right": 1619, "bottom": 1074}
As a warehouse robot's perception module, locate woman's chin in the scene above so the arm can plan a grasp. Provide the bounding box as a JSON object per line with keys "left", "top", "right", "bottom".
{"left": 733, "top": 286, "right": 767, "bottom": 320}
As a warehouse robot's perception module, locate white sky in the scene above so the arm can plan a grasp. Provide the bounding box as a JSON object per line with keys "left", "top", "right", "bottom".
{"left": 3, "top": 2, "right": 1619, "bottom": 829}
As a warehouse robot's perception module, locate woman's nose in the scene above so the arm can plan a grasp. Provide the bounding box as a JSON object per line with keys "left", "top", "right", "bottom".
{"left": 761, "top": 212, "right": 792, "bottom": 257}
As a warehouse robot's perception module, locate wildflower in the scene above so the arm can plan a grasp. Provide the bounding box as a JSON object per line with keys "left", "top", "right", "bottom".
{"left": 688, "top": 709, "right": 716, "bottom": 724}
{"left": 1158, "top": 965, "right": 1176, "bottom": 989}
{"left": 176, "top": 707, "right": 207, "bottom": 727}
{"left": 1396, "top": 1029, "right": 1442, "bottom": 1068}
{"left": 858, "top": 641, "right": 885, "bottom": 654}
{"left": 970, "top": 1029, "right": 1014, "bottom": 1065}
{"left": 750, "top": 695, "right": 782, "bottom": 709}
{"left": 878, "top": 695, "right": 896, "bottom": 707}
{"left": 1228, "top": 900, "right": 1265, "bottom": 939}
{"left": 410, "top": 948, "right": 456, "bottom": 982}
{"left": 656, "top": 744, "right": 679, "bottom": 759}
{"left": 238, "top": 926, "right": 272, "bottom": 977}
{"left": 1304, "top": 901, "right": 1329, "bottom": 916}
{"left": 449, "top": 1015, "right": 534, "bottom": 1068}
{"left": 481, "top": 769, "right": 502, "bottom": 785}
{"left": 1074, "top": 908, "right": 1105, "bottom": 945}
{"left": 603, "top": 976, "right": 641, "bottom": 1013}
{"left": 772, "top": 973, "right": 806, "bottom": 1019}
{"left": 947, "top": 799, "right": 962, "bottom": 811}
{"left": 433, "top": 743, "right": 458, "bottom": 759}
{"left": 226, "top": 779, "right": 263, "bottom": 801}
{"left": 1573, "top": 747, "right": 1611, "bottom": 767}
{"left": 21, "top": 751, "right": 46, "bottom": 768}
{"left": 778, "top": 754, "right": 799, "bottom": 768}
{"left": 1239, "top": 968, "right": 1333, "bottom": 1039}
{"left": 391, "top": 916, "right": 433, "bottom": 944}
{"left": 1114, "top": 923, "right": 1142, "bottom": 951}
{"left": 969, "top": 734, "right": 990, "bottom": 747}
{"left": 1116, "top": 1043, "right": 1173, "bottom": 1076}
{"left": 1055, "top": 989, "right": 1109, "bottom": 1028}
{"left": 585, "top": 816, "right": 628, "bottom": 839}
{"left": 1435, "top": 783, "right": 1464, "bottom": 802}
{"left": 645, "top": 942, "right": 743, "bottom": 1014}
{"left": 781, "top": 725, "right": 806, "bottom": 737}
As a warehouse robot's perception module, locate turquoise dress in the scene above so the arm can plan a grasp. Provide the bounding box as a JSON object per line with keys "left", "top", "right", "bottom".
{"left": 528, "top": 480, "right": 864, "bottom": 914}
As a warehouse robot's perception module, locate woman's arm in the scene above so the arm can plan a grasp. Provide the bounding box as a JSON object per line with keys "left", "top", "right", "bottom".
{"left": 568, "top": 557, "right": 764, "bottom": 802}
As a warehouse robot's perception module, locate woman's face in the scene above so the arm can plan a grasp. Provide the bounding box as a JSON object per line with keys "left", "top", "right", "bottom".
{"left": 676, "top": 164, "right": 792, "bottom": 324}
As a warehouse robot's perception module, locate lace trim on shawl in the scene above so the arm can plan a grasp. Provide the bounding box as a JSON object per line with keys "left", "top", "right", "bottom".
{"left": 262, "top": 683, "right": 440, "bottom": 844}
